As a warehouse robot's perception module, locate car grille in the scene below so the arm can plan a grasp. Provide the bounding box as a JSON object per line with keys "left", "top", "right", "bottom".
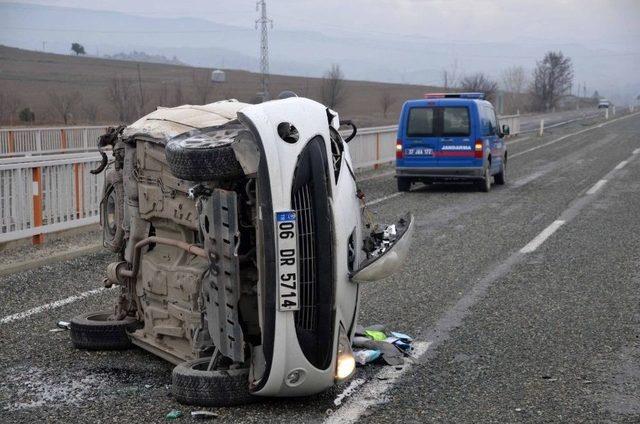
{"left": 293, "top": 183, "right": 317, "bottom": 331}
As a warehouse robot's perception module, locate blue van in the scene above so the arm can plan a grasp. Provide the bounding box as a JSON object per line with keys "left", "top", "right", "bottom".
{"left": 395, "top": 93, "right": 508, "bottom": 192}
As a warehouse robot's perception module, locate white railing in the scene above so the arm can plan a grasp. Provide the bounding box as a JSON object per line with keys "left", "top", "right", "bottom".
{"left": 0, "top": 126, "right": 111, "bottom": 157}
{"left": 498, "top": 114, "right": 521, "bottom": 136}
{"left": 0, "top": 153, "right": 104, "bottom": 243}
{"left": 0, "top": 116, "right": 520, "bottom": 244}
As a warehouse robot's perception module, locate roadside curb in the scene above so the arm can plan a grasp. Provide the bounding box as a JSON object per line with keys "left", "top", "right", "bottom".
{"left": 0, "top": 243, "right": 103, "bottom": 278}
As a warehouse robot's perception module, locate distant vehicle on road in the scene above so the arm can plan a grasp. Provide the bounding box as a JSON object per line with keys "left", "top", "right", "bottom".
{"left": 598, "top": 99, "right": 611, "bottom": 109}
{"left": 395, "top": 92, "right": 509, "bottom": 192}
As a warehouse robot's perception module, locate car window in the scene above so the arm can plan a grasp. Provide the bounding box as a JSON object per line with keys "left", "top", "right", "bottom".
{"left": 480, "top": 106, "right": 497, "bottom": 136}
{"left": 407, "top": 108, "right": 435, "bottom": 137}
{"left": 442, "top": 108, "right": 470, "bottom": 136}
{"left": 488, "top": 107, "right": 497, "bottom": 136}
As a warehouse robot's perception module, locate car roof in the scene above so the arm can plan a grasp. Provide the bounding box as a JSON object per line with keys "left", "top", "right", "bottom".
{"left": 403, "top": 98, "right": 491, "bottom": 108}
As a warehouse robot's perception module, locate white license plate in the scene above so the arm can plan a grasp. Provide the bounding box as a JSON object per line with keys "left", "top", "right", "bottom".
{"left": 275, "top": 211, "right": 299, "bottom": 311}
{"left": 405, "top": 147, "right": 433, "bottom": 156}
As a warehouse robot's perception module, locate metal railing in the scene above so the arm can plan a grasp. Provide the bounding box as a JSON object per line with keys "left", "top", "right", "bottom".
{"left": 0, "top": 116, "right": 520, "bottom": 244}
{"left": 0, "top": 126, "right": 111, "bottom": 157}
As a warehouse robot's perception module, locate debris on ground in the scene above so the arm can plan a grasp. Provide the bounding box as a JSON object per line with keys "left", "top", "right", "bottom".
{"left": 191, "top": 411, "right": 218, "bottom": 420}
{"left": 352, "top": 325, "right": 413, "bottom": 366}
{"left": 56, "top": 321, "right": 71, "bottom": 330}
{"left": 166, "top": 410, "right": 182, "bottom": 420}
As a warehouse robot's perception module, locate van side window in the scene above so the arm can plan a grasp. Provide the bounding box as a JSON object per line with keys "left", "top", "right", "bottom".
{"left": 481, "top": 106, "right": 497, "bottom": 136}
{"left": 488, "top": 108, "right": 497, "bottom": 136}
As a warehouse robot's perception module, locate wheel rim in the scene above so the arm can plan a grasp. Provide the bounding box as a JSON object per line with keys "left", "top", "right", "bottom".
{"left": 86, "top": 313, "right": 114, "bottom": 322}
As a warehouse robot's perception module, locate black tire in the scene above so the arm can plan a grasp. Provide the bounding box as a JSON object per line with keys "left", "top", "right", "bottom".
{"left": 165, "top": 137, "right": 244, "bottom": 181}
{"left": 172, "top": 358, "right": 256, "bottom": 407}
{"left": 102, "top": 171, "right": 125, "bottom": 253}
{"left": 397, "top": 178, "right": 411, "bottom": 192}
{"left": 495, "top": 161, "right": 506, "bottom": 185}
{"left": 478, "top": 166, "right": 491, "bottom": 192}
{"left": 70, "top": 311, "right": 137, "bottom": 350}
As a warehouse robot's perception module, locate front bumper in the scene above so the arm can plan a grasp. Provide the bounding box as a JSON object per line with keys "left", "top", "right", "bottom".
{"left": 396, "top": 166, "right": 484, "bottom": 180}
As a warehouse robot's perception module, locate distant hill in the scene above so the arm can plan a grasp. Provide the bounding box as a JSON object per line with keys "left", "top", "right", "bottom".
{"left": 0, "top": 45, "right": 439, "bottom": 126}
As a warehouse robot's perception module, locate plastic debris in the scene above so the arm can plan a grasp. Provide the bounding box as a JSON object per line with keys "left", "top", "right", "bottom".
{"left": 166, "top": 410, "right": 183, "bottom": 420}
{"left": 352, "top": 325, "right": 414, "bottom": 367}
{"left": 191, "top": 411, "right": 218, "bottom": 420}
{"left": 57, "top": 321, "right": 71, "bottom": 330}
{"left": 49, "top": 328, "right": 66, "bottom": 333}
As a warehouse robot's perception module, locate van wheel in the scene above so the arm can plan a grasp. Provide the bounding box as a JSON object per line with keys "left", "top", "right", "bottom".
{"left": 397, "top": 178, "right": 411, "bottom": 192}
{"left": 495, "top": 161, "right": 506, "bottom": 185}
{"left": 478, "top": 166, "right": 491, "bottom": 192}
{"left": 172, "top": 358, "right": 256, "bottom": 407}
{"left": 70, "top": 311, "right": 137, "bottom": 350}
{"left": 165, "top": 136, "right": 244, "bottom": 181}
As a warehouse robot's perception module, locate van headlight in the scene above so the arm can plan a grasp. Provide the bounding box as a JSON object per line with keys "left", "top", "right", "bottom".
{"left": 335, "top": 325, "right": 356, "bottom": 381}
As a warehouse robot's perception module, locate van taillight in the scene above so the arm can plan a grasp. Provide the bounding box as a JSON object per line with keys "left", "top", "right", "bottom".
{"left": 396, "top": 139, "right": 403, "bottom": 159}
{"left": 474, "top": 139, "right": 483, "bottom": 159}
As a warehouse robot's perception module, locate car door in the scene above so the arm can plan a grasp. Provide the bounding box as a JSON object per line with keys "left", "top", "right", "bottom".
{"left": 486, "top": 106, "right": 503, "bottom": 173}
{"left": 402, "top": 106, "right": 439, "bottom": 168}
{"left": 437, "top": 106, "right": 475, "bottom": 168}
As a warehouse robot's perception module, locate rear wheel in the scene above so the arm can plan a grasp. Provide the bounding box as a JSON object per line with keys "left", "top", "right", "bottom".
{"left": 495, "top": 161, "right": 506, "bottom": 185}
{"left": 165, "top": 134, "right": 244, "bottom": 181}
{"left": 478, "top": 166, "right": 491, "bottom": 192}
{"left": 397, "top": 178, "right": 411, "bottom": 192}
{"left": 70, "top": 311, "right": 137, "bottom": 350}
{"left": 172, "top": 358, "right": 256, "bottom": 407}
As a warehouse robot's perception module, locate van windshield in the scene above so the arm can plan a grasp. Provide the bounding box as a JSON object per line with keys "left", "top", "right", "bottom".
{"left": 407, "top": 107, "right": 470, "bottom": 137}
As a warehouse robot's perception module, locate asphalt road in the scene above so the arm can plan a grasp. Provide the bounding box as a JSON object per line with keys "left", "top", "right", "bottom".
{"left": 518, "top": 107, "right": 604, "bottom": 133}
{"left": 1, "top": 111, "right": 639, "bottom": 423}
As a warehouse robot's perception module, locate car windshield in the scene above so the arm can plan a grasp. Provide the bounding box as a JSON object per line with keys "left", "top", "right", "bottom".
{"left": 406, "top": 107, "right": 470, "bottom": 137}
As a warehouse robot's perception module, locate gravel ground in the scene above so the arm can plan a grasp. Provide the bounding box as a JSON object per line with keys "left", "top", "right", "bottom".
{"left": 0, "top": 111, "right": 638, "bottom": 423}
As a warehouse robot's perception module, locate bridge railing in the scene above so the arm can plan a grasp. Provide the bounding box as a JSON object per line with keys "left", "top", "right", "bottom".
{"left": 0, "top": 126, "right": 111, "bottom": 157}
{"left": 0, "top": 116, "right": 519, "bottom": 244}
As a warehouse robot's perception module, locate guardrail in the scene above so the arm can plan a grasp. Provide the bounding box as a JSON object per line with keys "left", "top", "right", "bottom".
{"left": 0, "top": 116, "right": 520, "bottom": 244}
{"left": 0, "top": 126, "right": 111, "bottom": 157}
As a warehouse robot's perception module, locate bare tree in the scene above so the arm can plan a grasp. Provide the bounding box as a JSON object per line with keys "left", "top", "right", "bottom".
{"left": 0, "top": 92, "right": 21, "bottom": 125}
{"left": 192, "top": 70, "right": 211, "bottom": 104}
{"left": 379, "top": 91, "right": 395, "bottom": 118}
{"left": 441, "top": 60, "right": 460, "bottom": 90}
{"left": 460, "top": 73, "right": 499, "bottom": 102}
{"left": 530, "top": 51, "right": 574, "bottom": 111}
{"left": 47, "top": 91, "right": 80, "bottom": 124}
{"left": 501, "top": 66, "right": 527, "bottom": 113}
{"left": 321, "top": 64, "right": 347, "bottom": 109}
{"left": 81, "top": 100, "right": 99, "bottom": 123}
{"left": 106, "top": 76, "right": 137, "bottom": 123}
{"left": 173, "top": 81, "right": 185, "bottom": 106}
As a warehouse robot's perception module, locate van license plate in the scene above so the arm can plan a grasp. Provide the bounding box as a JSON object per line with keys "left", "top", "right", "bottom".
{"left": 406, "top": 148, "right": 433, "bottom": 156}
{"left": 275, "top": 211, "right": 299, "bottom": 311}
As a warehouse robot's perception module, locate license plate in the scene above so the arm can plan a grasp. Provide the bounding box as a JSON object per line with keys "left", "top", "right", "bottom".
{"left": 275, "top": 211, "right": 299, "bottom": 311}
{"left": 405, "top": 147, "right": 433, "bottom": 156}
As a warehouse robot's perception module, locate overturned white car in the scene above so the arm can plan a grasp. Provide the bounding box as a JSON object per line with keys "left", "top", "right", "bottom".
{"left": 70, "top": 97, "right": 413, "bottom": 405}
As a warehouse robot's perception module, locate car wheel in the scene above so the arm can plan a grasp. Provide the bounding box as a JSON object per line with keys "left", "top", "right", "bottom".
{"left": 70, "top": 311, "right": 138, "bottom": 350}
{"left": 172, "top": 358, "right": 257, "bottom": 407}
{"left": 478, "top": 166, "right": 491, "bottom": 192}
{"left": 165, "top": 135, "right": 244, "bottom": 181}
{"left": 397, "top": 178, "right": 411, "bottom": 192}
{"left": 495, "top": 161, "right": 506, "bottom": 185}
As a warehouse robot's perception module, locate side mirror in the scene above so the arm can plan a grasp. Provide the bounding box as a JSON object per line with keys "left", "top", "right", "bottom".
{"left": 501, "top": 124, "right": 510, "bottom": 136}
{"left": 350, "top": 213, "right": 414, "bottom": 283}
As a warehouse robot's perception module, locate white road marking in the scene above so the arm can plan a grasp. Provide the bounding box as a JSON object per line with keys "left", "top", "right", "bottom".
{"left": 633, "top": 148, "right": 640, "bottom": 155}
{"left": 586, "top": 179, "right": 608, "bottom": 195}
{"left": 326, "top": 341, "right": 431, "bottom": 424}
{"left": 505, "top": 136, "right": 531, "bottom": 145}
{"left": 520, "top": 220, "right": 565, "bottom": 254}
{"left": 614, "top": 160, "right": 628, "bottom": 170}
{"left": 0, "top": 288, "right": 110, "bottom": 325}
{"left": 365, "top": 192, "right": 403, "bottom": 206}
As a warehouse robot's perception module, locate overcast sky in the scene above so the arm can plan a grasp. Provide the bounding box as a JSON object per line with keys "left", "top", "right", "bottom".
{"left": 7, "top": 0, "right": 640, "bottom": 49}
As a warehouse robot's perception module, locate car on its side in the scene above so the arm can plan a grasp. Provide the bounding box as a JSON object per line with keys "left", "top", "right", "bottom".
{"left": 395, "top": 93, "right": 508, "bottom": 192}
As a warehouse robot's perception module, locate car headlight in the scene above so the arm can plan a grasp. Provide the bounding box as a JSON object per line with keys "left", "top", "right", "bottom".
{"left": 335, "top": 325, "right": 356, "bottom": 381}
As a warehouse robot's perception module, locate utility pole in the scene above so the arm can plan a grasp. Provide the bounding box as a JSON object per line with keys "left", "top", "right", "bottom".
{"left": 255, "top": 0, "right": 272, "bottom": 101}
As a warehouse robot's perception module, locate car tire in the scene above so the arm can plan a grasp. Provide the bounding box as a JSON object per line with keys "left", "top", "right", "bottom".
{"left": 397, "top": 178, "right": 411, "bottom": 192}
{"left": 172, "top": 358, "right": 257, "bottom": 407}
{"left": 102, "top": 171, "right": 125, "bottom": 253}
{"left": 478, "top": 166, "right": 491, "bottom": 192}
{"left": 70, "top": 311, "right": 138, "bottom": 350}
{"left": 165, "top": 137, "right": 244, "bottom": 181}
{"left": 495, "top": 161, "right": 506, "bottom": 185}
